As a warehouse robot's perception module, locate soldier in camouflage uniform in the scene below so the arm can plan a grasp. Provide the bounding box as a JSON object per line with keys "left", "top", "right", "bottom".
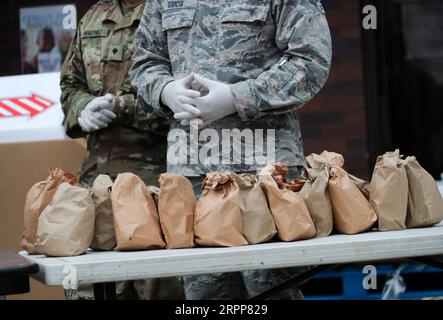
{"left": 60, "top": 0, "right": 183, "bottom": 300}
{"left": 130, "top": 0, "right": 332, "bottom": 299}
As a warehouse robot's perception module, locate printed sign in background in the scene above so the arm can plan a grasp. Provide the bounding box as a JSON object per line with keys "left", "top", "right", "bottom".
{"left": 20, "top": 4, "right": 76, "bottom": 74}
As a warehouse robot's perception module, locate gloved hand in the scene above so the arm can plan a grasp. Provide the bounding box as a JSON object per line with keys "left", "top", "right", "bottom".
{"left": 78, "top": 94, "right": 117, "bottom": 133}
{"left": 180, "top": 74, "right": 236, "bottom": 127}
{"left": 161, "top": 74, "right": 202, "bottom": 121}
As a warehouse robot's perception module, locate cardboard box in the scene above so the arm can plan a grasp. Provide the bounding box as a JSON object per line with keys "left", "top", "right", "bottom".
{"left": 0, "top": 72, "right": 85, "bottom": 299}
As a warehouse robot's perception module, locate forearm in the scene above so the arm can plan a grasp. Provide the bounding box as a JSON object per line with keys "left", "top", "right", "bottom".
{"left": 115, "top": 92, "right": 161, "bottom": 124}
{"left": 60, "top": 80, "right": 95, "bottom": 131}
{"left": 230, "top": 53, "right": 331, "bottom": 121}
{"left": 60, "top": 22, "right": 95, "bottom": 131}
{"left": 230, "top": 5, "right": 332, "bottom": 122}
{"left": 129, "top": 1, "right": 175, "bottom": 120}
{"left": 130, "top": 47, "right": 175, "bottom": 119}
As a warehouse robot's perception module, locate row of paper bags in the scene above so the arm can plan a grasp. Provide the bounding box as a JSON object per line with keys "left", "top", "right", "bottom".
{"left": 21, "top": 150, "right": 443, "bottom": 257}
{"left": 22, "top": 171, "right": 195, "bottom": 256}
{"left": 303, "top": 150, "right": 443, "bottom": 233}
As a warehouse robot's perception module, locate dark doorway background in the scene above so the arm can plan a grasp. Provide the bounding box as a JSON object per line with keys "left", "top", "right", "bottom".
{"left": 361, "top": 0, "right": 443, "bottom": 178}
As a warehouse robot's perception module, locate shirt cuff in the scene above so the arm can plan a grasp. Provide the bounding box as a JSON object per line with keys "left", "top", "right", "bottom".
{"left": 64, "top": 93, "right": 95, "bottom": 131}
{"left": 229, "top": 80, "right": 260, "bottom": 122}
{"left": 152, "top": 75, "right": 175, "bottom": 118}
{"left": 115, "top": 94, "right": 135, "bottom": 115}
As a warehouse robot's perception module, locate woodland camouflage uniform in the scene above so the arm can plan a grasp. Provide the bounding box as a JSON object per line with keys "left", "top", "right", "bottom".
{"left": 60, "top": 0, "right": 183, "bottom": 300}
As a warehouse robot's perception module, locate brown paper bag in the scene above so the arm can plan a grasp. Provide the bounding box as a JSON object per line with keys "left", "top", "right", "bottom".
{"left": 158, "top": 173, "right": 195, "bottom": 249}
{"left": 321, "top": 151, "right": 345, "bottom": 168}
{"left": 259, "top": 164, "right": 316, "bottom": 242}
{"left": 111, "top": 173, "right": 166, "bottom": 251}
{"left": 194, "top": 173, "right": 248, "bottom": 247}
{"left": 229, "top": 173, "right": 277, "bottom": 244}
{"left": 299, "top": 167, "right": 334, "bottom": 237}
{"left": 90, "top": 175, "right": 116, "bottom": 251}
{"left": 328, "top": 166, "right": 377, "bottom": 234}
{"left": 369, "top": 150, "right": 408, "bottom": 231}
{"left": 309, "top": 152, "right": 371, "bottom": 199}
{"left": 35, "top": 182, "right": 94, "bottom": 257}
{"left": 21, "top": 168, "right": 78, "bottom": 254}
{"left": 404, "top": 157, "right": 443, "bottom": 228}
{"left": 348, "top": 174, "right": 371, "bottom": 200}
{"left": 148, "top": 186, "right": 160, "bottom": 208}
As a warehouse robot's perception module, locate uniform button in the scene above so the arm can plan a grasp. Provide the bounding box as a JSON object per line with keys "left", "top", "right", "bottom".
{"left": 113, "top": 48, "right": 118, "bottom": 54}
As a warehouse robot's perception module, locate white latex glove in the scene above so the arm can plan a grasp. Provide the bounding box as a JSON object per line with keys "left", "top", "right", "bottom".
{"left": 161, "top": 74, "right": 202, "bottom": 121}
{"left": 180, "top": 74, "right": 236, "bottom": 127}
{"left": 78, "top": 94, "right": 117, "bottom": 133}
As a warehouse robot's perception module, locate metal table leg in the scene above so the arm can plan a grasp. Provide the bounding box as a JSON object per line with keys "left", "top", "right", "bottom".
{"left": 410, "top": 255, "right": 443, "bottom": 270}
{"left": 250, "top": 264, "right": 337, "bottom": 300}
{"left": 93, "top": 282, "right": 116, "bottom": 300}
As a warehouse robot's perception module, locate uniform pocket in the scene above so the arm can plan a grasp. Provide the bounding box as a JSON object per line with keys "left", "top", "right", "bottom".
{"left": 161, "top": 1, "right": 197, "bottom": 73}
{"left": 218, "top": 0, "right": 273, "bottom": 66}
{"left": 81, "top": 29, "right": 109, "bottom": 63}
{"left": 220, "top": 0, "right": 270, "bottom": 23}
{"left": 162, "top": 7, "right": 196, "bottom": 31}
{"left": 81, "top": 29, "right": 109, "bottom": 93}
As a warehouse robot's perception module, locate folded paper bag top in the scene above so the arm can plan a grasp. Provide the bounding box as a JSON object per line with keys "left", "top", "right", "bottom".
{"left": 90, "top": 174, "right": 116, "bottom": 251}
{"left": 194, "top": 172, "right": 248, "bottom": 247}
{"left": 299, "top": 166, "right": 334, "bottom": 237}
{"left": 111, "top": 173, "right": 166, "bottom": 251}
{"left": 259, "top": 164, "right": 316, "bottom": 242}
{"left": 148, "top": 185, "right": 160, "bottom": 208}
{"left": 270, "top": 163, "right": 305, "bottom": 192}
{"left": 404, "top": 156, "right": 443, "bottom": 228}
{"left": 158, "top": 173, "right": 195, "bottom": 249}
{"left": 321, "top": 151, "right": 345, "bottom": 168}
{"left": 229, "top": 172, "right": 277, "bottom": 244}
{"left": 22, "top": 168, "right": 78, "bottom": 254}
{"left": 35, "top": 182, "right": 95, "bottom": 257}
{"left": 369, "top": 150, "right": 408, "bottom": 231}
{"left": 328, "top": 166, "right": 377, "bottom": 234}
{"left": 306, "top": 153, "right": 330, "bottom": 171}
{"left": 308, "top": 152, "right": 371, "bottom": 199}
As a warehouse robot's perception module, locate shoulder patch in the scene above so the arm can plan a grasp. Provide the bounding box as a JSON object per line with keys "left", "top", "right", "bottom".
{"left": 309, "top": 0, "right": 325, "bottom": 14}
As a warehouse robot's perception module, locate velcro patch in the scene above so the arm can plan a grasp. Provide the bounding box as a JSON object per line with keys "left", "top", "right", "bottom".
{"left": 167, "top": 1, "right": 184, "bottom": 8}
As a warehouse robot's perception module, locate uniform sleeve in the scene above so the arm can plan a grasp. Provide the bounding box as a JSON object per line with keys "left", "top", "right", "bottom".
{"left": 129, "top": 0, "right": 175, "bottom": 119}
{"left": 115, "top": 92, "right": 160, "bottom": 125}
{"left": 114, "top": 76, "right": 154, "bottom": 124}
{"left": 60, "top": 21, "right": 95, "bottom": 132}
{"left": 229, "top": 0, "right": 332, "bottom": 122}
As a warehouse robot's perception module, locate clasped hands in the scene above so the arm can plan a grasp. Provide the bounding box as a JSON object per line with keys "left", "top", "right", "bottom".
{"left": 161, "top": 73, "right": 236, "bottom": 127}
{"left": 78, "top": 94, "right": 117, "bottom": 133}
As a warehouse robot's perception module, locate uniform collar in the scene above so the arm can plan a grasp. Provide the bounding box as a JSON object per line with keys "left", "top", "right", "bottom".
{"left": 104, "top": 0, "right": 145, "bottom": 28}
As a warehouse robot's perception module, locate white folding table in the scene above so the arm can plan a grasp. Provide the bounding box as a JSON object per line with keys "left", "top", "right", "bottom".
{"left": 20, "top": 222, "right": 443, "bottom": 300}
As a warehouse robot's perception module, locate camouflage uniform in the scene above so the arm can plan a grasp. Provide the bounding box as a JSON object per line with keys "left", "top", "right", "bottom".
{"left": 130, "top": 0, "right": 332, "bottom": 299}
{"left": 60, "top": 0, "right": 183, "bottom": 300}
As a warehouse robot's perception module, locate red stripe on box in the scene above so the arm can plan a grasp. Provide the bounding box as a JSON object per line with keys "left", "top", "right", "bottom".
{"left": 0, "top": 101, "right": 22, "bottom": 116}
{"left": 9, "top": 98, "right": 39, "bottom": 117}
